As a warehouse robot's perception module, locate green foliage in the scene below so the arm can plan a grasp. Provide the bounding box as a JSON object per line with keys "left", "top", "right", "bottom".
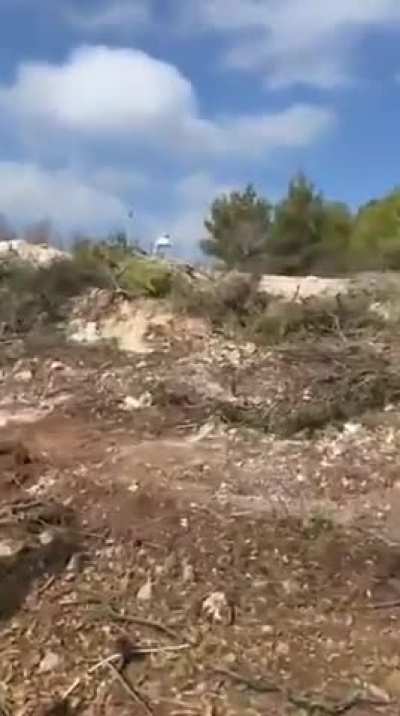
{"left": 316, "top": 202, "right": 354, "bottom": 274}
{"left": 73, "top": 233, "right": 135, "bottom": 272}
{"left": 267, "top": 174, "right": 325, "bottom": 273}
{"left": 266, "top": 175, "right": 353, "bottom": 275}
{"left": 73, "top": 237, "right": 172, "bottom": 297}
{"left": 0, "top": 256, "right": 111, "bottom": 334}
{"left": 0, "top": 233, "right": 174, "bottom": 337}
{"left": 200, "top": 184, "right": 272, "bottom": 269}
{"left": 201, "top": 174, "right": 354, "bottom": 275}
{"left": 350, "top": 190, "right": 400, "bottom": 269}
{"left": 118, "top": 258, "right": 172, "bottom": 297}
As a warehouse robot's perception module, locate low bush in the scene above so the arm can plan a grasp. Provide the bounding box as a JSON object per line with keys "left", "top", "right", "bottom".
{"left": 170, "top": 271, "right": 266, "bottom": 329}
{"left": 247, "top": 293, "right": 384, "bottom": 344}
{"left": 170, "top": 270, "right": 388, "bottom": 344}
{"left": 0, "top": 241, "right": 175, "bottom": 336}
{"left": 0, "top": 255, "right": 111, "bottom": 335}
{"left": 73, "top": 240, "right": 172, "bottom": 297}
{"left": 118, "top": 257, "right": 172, "bottom": 297}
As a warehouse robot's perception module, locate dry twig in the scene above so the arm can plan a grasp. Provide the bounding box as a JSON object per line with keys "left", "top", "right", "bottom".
{"left": 88, "top": 601, "right": 178, "bottom": 639}
{"left": 364, "top": 598, "right": 400, "bottom": 610}
{"left": 213, "top": 667, "right": 279, "bottom": 694}
{"left": 107, "top": 661, "right": 153, "bottom": 715}
{"left": 61, "top": 642, "right": 189, "bottom": 703}
{"left": 62, "top": 653, "right": 121, "bottom": 699}
{"left": 214, "top": 667, "right": 390, "bottom": 715}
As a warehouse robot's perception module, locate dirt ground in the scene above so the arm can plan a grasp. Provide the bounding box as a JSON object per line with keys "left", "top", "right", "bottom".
{"left": 2, "top": 317, "right": 400, "bottom": 715}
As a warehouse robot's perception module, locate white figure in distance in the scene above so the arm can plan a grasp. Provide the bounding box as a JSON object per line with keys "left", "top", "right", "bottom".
{"left": 152, "top": 233, "right": 172, "bottom": 257}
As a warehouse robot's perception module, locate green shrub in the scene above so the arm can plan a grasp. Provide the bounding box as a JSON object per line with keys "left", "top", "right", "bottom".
{"left": 73, "top": 240, "right": 172, "bottom": 298}
{"left": 0, "top": 255, "right": 111, "bottom": 335}
{"left": 119, "top": 258, "right": 172, "bottom": 297}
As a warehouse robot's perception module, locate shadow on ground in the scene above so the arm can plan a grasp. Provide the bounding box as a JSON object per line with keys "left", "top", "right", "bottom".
{"left": 0, "top": 500, "right": 80, "bottom": 622}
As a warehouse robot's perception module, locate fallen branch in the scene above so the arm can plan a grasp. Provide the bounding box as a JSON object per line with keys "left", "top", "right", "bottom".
{"left": 107, "top": 661, "right": 153, "bottom": 715}
{"left": 287, "top": 691, "right": 364, "bottom": 715}
{"left": 0, "top": 499, "right": 44, "bottom": 518}
{"left": 214, "top": 667, "right": 390, "bottom": 715}
{"left": 61, "top": 641, "right": 188, "bottom": 702}
{"left": 37, "top": 575, "right": 56, "bottom": 596}
{"left": 364, "top": 598, "right": 400, "bottom": 610}
{"left": 62, "top": 653, "right": 121, "bottom": 699}
{"left": 88, "top": 601, "right": 178, "bottom": 640}
{"left": 131, "top": 644, "right": 190, "bottom": 654}
{"left": 60, "top": 651, "right": 155, "bottom": 714}
{"left": 213, "top": 667, "right": 279, "bottom": 694}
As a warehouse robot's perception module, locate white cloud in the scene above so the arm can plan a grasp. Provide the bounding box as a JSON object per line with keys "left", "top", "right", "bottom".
{"left": 184, "top": 0, "right": 400, "bottom": 88}
{"left": 0, "top": 45, "right": 334, "bottom": 156}
{"left": 64, "top": 0, "right": 151, "bottom": 31}
{"left": 192, "top": 105, "right": 335, "bottom": 155}
{"left": 0, "top": 46, "right": 194, "bottom": 135}
{"left": 0, "top": 162, "right": 126, "bottom": 231}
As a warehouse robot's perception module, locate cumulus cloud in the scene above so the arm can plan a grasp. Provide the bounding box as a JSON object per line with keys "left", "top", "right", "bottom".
{"left": 0, "top": 162, "right": 126, "bottom": 231}
{"left": 183, "top": 0, "right": 400, "bottom": 88}
{"left": 0, "top": 45, "right": 334, "bottom": 156}
{"left": 0, "top": 46, "right": 194, "bottom": 135}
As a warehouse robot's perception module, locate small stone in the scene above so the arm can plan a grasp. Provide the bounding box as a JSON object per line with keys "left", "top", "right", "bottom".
{"left": 202, "top": 591, "right": 230, "bottom": 623}
{"left": 14, "top": 369, "right": 32, "bottom": 383}
{"left": 39, "top": 651, "right": 60, "bottom": 673}
{"left": 0, "top": 539, "right": 24, "bottom": 558}
{"left": 66, "top": 553, "right": 82, "bottom": 572}
{"left": 137, "top": 578, "right": 152, "bottom": 602}
{"left": 261, "top": 625, "right": 274, "bottom": 635}
{"left": 275, "top": 641, "right": 290, "bottom": 657}
{"left": 39, "top": 529, "right": 55, "bottom": 546}
{"left": 50, "top": 361, "right": 66, "bottom": 371}
{"left": 123, "top": 392, "right": 152, "bottom": 411}
{"left": 343, "top": 421, "right": 361, "bottom": 434}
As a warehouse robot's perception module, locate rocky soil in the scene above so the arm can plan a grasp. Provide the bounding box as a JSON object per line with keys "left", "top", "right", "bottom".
{"left": 2, "top": 293, "right": 400, "bottom": 715}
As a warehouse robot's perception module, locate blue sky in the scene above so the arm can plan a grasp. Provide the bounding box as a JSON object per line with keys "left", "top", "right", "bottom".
{"left": 1, "top": 0, "right": 400, "bottom": 256}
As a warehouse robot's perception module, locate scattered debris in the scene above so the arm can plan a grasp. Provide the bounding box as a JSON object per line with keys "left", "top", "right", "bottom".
{"left": 1, "top": 262, "right": 400, "bottom": 713}
{"left": 202, "top": 591, "right": 233, "bottom": 625}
